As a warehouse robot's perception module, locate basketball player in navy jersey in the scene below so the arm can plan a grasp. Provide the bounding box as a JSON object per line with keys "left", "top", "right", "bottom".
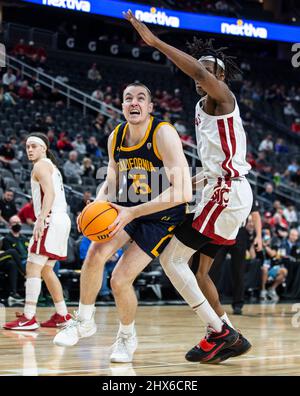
{"left": 125, "top": 10, "right": 253, "bottom": 363}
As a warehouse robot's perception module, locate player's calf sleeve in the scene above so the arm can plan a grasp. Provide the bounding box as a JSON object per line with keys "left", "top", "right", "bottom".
{"left": 24, "top": 277, "right": 42, "bottom": 319}
{"left": 160, "top": 237, "right": 223, "bottom": 331}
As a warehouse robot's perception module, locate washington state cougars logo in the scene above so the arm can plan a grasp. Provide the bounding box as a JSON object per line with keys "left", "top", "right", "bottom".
{"left": 211, "top": 185, "right": 230, "bottom": 206}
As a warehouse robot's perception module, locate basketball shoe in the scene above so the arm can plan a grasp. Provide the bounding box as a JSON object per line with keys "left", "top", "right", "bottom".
{"left": 41, "top": 313, "right": 72, "bottom": 328}
{"left": 185, "top": 322, "right": 239, "bottom": 363}
{"left": 53, "top": 311, "right": 97, "bottom": 346}
{"left": 110, "top": 331, "right": 138, "bottom": 363}
{"left": 201, "top": 332, "right": 252, "bottom": 364}
{"left": 3, "top": 312, "right": 39, "bottom": 331}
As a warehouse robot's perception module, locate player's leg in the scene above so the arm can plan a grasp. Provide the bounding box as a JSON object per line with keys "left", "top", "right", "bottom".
{"left": 110, "top": 243, "right": 152, "bottom": 363}
{"left": 3, "top": 253, "right": 48, "bottom": 330}
{"left": 40, "top": 260, "right": 71, "bottom": 327}
{"left": 53, "top": 230, "right": 130, "bottom": 346}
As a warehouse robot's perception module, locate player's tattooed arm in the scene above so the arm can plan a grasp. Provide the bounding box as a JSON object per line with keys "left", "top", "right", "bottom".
{"left": 124, "top": 9, "right": 232, "bottom": 102}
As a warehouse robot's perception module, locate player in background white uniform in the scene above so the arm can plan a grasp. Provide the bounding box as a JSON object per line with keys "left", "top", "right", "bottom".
{"left": 3, "top": 133, "right": 71, "bottom": 330}
{"left": 125, "top": 11, "right": 252, "bottom": 363}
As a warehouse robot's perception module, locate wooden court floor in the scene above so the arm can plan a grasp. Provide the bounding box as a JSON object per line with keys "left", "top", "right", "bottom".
{"left": 0, "top": 304, "right": 300, "bottom": 376}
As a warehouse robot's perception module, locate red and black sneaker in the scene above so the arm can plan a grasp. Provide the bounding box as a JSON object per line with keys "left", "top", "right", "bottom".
{"left": 3, "top": 312, "right": 39, "bottom": 331}
{"left": 185, "top": 322, "right": 239, "bottom": 363}
{"left": 205, "top": 332, "right": 252, "bottom": 364}
{"left": 40, "top": 313, "right": 72, "bottom": 328}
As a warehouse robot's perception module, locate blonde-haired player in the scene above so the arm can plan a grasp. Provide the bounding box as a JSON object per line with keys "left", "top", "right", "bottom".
{"left": 3, "top": 132, "right": 71, "bottom": 330}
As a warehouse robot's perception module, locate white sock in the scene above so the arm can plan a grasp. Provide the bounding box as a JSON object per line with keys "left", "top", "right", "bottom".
{"left": 119, "top": 321, "right": 135, "bottom": 336}
{"left": 55, "top": 301, "right": 68, "bottom": 317}
{"left": 78, "top": 302, "right": 95, "bottom": 321}
{"left": 220, "top": 313, "right": 235, "bottom": 329}
{"left": 193, "top": 301, "right": 223, "bottom": 332}
{"left": 24, "top": 277, "right": 42, "bottom": 320}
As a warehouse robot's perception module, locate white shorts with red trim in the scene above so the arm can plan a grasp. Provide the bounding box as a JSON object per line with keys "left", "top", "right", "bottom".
{"left": 28, "top": 212, "right": 71, "bottom": 260}
{"left": 192, "top": 176, "right": 253, "bottom": 245}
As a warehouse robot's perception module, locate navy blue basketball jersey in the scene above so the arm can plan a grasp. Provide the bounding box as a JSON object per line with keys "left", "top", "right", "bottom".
{"left": 112, "top": 116, "right": 186, "bottom": 220}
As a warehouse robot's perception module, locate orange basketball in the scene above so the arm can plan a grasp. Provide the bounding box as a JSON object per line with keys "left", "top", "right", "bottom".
{"left": 79, "top": 201, "right": 118, "bottom": 242}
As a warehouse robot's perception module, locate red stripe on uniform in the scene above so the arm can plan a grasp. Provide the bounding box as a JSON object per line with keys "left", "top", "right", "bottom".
{"left": 192, "top": 200, "right": 215, "bottom": 232}
{"left": 217, "top": 119, "right": 232, "bottom": 177}
{"left": 227, "top": 117, "right": 239, "bottom": 177}
{"left": 30, "top": 226, "right": 67, "bottom": 261}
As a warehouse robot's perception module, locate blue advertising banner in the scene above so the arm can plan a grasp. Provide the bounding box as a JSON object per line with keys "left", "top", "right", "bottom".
{"left": 20, "top": 0, "right": 300, "bottom": 43}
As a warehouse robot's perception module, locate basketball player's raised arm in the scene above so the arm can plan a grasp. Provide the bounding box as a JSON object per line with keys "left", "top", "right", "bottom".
{"left": 95, "top": 131, "right": 118, "bottom": 202}
{"left": 124, "top": 10, "right": 231, "bottom": 102}
{"left": 32, "top": 161, "right": 55, "bottom": 240}
{"left": 109, "top": 125, "right": 192, "bottom": 236}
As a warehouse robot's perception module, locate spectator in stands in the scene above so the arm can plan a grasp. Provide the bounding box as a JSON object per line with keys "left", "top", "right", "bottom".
{"left": 290, "top": 167, "right": 300, "bottom": 187}
{"left": 87, "top": 63, "right": 102, "bottom": 82}
{"left": 0, "top": 85, "right": 16, "bottom": 106}
{"left": 93, "top": 113, "right": 106, "bottom": 134}
{"left": 0, "top": 139, "right": 19, "bottom": 170}
{"left": 101, "top": 94, "right": 114, "bottom": 115}
{"left": 57, "top": 132, "right": 73, "bottom": 153}
{"left": 283, "top": 204, "right": 298, "bottom": 227}
{"left": 86, "top": 136, "right": 102, "bottom": 158}
{"left": 26, "top": 41, "right": 37, "bottom": 60}
{"left": 291, "top": 118, "right": 300, "bottom": 133}
{"left": 80, "top": 157, "right": 95, "bottom": 178}
{"left": 91, "top": 87, "right": 104, "bottom": 101}
{"left": 284, "top": 101, "right": 298, "bottom": 117}
{"left": 2, "top": 68, "right": 16, "bottom": 86}
{"left": 63, "top": 150, "right": 83, "bottom": 185}
{"left": 3, "top": 215, "right": 29, "bottom": 272}
{"left": 72, "top": 134, "right": 86, "bottom": 155}
{"left": 74, "top": 190, "right": 92, "bottom": 216}
{"left": 260, "top": 228, "right": 288, "bottom": 302}
{"left": 284, "top": 159, "right": 299, "bottom": 179}
{"left": 275, "top": 138, "right": 289, "bottom": 154}
{"left": 47, "top": 129, "right": 58, "bottom": 151}
{"left": 30, "top": 112, "right": 47, "bottom": 133}
{"left": 12, "top": 38, "right": 27, "bottom": 59}
{"left": 32, "top": 83, "right": 48, "bottom": 101}
{"left": 0, "top": 190, "right": 17, "bottom": 226}
{"left": 6, "top": 83, "right": 18, "bottom": 102}
{"left": 280, "top": 228, "right": 300, "bottom": 259}
{"left": 37, "top": 45, "right": 47, "bottom": 63}
{"left": 255, "top": 152, "right": 273, "bottom": 178}
{"left": 258, "top": 134, "right": 273, "bottom": 152}
{"left": 45, "top": 115, "right": 56, "bottom": 131}
{"left": 18, "top": 199, "right": 36, "bottom": 227}
{"left": 18, "top": 80, "right": 33, "bottom": 100}
{"left": 105, "top": 111, "right": 119, "bottom": 135}
{"left": 261, "top": 183, "right": 276, "bottom": 205}
{"left": 48, "top": 87, "right": 65, "bottom": 107}
{"left": 215, "top": 0, "right": 229, "bottom": 12}
{"left": 174, "top": 119, "right": 187, "bottom": 136}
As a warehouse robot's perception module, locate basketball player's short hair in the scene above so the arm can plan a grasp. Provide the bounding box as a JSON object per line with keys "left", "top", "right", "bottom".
{"left": 124, "top": 82, "right": 152, "bottom": 102}
{"left": 186, "top": 38, "right": 241, "bottom": 82}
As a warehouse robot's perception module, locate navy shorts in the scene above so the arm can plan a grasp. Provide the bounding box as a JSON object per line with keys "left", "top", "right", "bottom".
{"left": 124, "top": 207, "right": 186, "bottom": 259}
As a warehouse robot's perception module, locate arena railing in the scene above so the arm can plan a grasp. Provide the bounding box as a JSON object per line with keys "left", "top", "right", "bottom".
{"left": 6, "top": 55, "right": 123, "bottom": 120}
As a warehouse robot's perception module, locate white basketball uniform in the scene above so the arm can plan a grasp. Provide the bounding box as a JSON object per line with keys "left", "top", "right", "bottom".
{"left": 192, "top": 94, "right": 253, "bottom": 245}
{"left": 28, "top": 158, "right": 71, "bottom": 260}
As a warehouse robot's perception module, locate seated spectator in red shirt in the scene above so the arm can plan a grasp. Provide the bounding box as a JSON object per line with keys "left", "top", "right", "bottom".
{"left": 18, "top": 199, "right": 36, "bottom": 226}
{"left": 26, "top": 41, "right": 37, "bottom": 59}
{"left": 291, "top": 118, "right": 300, "bottom": 133}
{"left": 57, "top": 132, "right": 74, "bottom": 153}
{"left": 18, "top": 80, "right": 33, "bottom": 100}
{"left": 12, "top": 39, "right": 28, "bottom": 58}
{"left": 37, "top": 46, "right": 47, "bottom": 62}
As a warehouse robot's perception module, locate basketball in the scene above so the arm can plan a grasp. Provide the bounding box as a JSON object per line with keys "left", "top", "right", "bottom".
{"left": 79, "top": 201, "right": 118, "bottom": 242}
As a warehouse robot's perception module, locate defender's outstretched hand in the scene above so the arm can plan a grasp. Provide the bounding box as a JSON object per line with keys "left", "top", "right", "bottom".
{"left": 123, "top": 9, "right": 158, "bottom": 47}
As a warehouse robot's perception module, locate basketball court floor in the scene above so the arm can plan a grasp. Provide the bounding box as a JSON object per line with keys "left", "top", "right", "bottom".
{"left": 0, "top": 304, "right": 299, "bottom": 376}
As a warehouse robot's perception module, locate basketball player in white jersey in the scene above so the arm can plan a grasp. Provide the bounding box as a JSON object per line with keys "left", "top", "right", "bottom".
{"left": 125, "top": 10, "right": 253, "bottom": 363}
{"left": 3, "top": 133, "right": 71, "bottom": 330}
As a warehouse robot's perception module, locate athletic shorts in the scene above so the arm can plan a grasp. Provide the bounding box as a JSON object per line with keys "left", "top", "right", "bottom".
{"left": 268, "top": 265, "right": 281, "bottom": 280}
{"left": 192, "top": 176, "right": 253, "bottom": 245}
{"left": 28, "top": 212, "right": 71, "bottom": 261}
{"left": 124, "top": 208, "right": 185, "bottom": 259}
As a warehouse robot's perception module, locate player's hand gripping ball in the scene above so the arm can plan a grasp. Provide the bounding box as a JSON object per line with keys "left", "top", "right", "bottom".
{"left": 78, "top": 201, "right": 118, "bottom": 242}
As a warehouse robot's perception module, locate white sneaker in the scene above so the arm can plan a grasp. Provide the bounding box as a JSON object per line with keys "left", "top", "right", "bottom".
{"left": 110, "top": 331, "right": 138, "bottom": 363}
{"left": 267, "top": 289, "right": 279, "bottom": 302}
{"left": 53, "top": 311, "right": 97, "bottom": 347}
{"left": 260, "top": 290, "right": 267, "bottom": 302}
